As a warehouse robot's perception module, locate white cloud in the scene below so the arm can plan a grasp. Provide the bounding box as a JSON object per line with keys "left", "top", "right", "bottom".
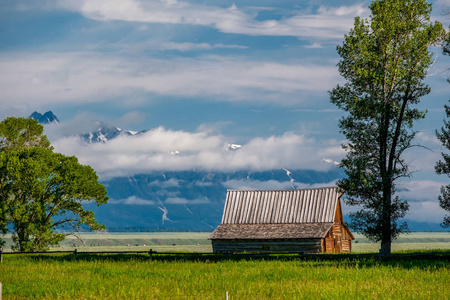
{"left": 0, "top": 52, "right": 340, "bottom": 108}
{"left": 54, "top": 0, "right": 365, "bottom": 40}
{"left": 110, "top": 195, "right": 155, "bottom": 205}
{"left": 160, "top": 42, "right": 247, "bottom": 51}
{"left": 406, "top": 201, "right": 447, "bottom": 223}
{"left": 223, "top": 179, "right": 337, "bottom": 191}
{"left": 149, "top": 178, "right": 180, "bottom": 188}
{"left": 51, "top": 127, "right": 344, "bottom": 178}
{"left": 396, "top": 180, "right": 444, "bottom": 202}
{"left": 165, "top": 197, "right": 210, "bottom": 204}
{"left": 304, "top": 43, "right": 323, "bottom": 49}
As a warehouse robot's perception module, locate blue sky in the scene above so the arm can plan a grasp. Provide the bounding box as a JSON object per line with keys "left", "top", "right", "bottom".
{"left": 1, "top": 0, "right": 450, "bottom": 222}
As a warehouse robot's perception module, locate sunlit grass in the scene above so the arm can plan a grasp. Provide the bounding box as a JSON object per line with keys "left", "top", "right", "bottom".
{"left": 1, "top": 253, "right": 449, "bottom": 299}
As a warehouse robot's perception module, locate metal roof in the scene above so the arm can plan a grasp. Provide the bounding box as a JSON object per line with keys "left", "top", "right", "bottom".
{"left": 220, "top": 187, "right": 340, "bottom": 225}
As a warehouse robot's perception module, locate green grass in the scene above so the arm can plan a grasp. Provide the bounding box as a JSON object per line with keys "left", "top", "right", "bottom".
{"left": 1, "top": 252, "right": 449, "bottom": 299}
{"left": 1, "top": 232, "right": 449, "bottom": 299}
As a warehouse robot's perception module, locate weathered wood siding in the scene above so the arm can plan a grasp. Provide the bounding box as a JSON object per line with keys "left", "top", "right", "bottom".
{"left": 211, "top": 239, "right": 323, "bottom": 254}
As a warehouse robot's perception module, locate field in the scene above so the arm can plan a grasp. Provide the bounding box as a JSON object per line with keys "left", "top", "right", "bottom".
{"left": 1, "top": 232, "right": 449, "bottom": 299}
{"left": 3, "top": 231, "right": 450, "bottom": 253}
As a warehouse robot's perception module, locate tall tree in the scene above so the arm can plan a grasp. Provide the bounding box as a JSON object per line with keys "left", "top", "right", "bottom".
{"left": 435, "top": 24, "right": 450, "bottom": 228}
{"left": 0, "top": 117, "right": 108, "bottom": 251}
{"left": 330, "top": 0, "right": 444, "bottom": 255}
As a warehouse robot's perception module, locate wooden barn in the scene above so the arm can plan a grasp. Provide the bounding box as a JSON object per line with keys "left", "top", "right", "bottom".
{"left": 208, "top": 187, "right": 354, "bottom": 253}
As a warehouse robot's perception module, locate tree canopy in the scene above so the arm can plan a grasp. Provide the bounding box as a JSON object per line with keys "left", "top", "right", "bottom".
{"left": 330, "top": 0, "right": 444, "bottom": 255}
{"left": 0, "top": 117, "right": 108, "bottom": 252}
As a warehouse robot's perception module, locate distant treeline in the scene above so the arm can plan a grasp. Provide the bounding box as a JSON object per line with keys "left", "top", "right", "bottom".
{"left": 105, "top": 227, "right": 209, "bottom": 233}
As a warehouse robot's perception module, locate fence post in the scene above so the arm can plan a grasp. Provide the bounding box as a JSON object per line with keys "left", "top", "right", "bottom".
{"left": 74, "top": 248, "right": 77, "bottom": 259}
{"left": 0, "top": 248, "right": 2, "bottom": 263}
{"left": 149, "top": 249, "right": 153, "bottom": 260}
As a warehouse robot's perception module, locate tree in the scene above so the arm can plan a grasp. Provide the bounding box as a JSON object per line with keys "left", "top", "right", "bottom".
{"left": 435, "top": 24, "right": 450, "bottom": 228}
{"left": 436, "top": 104, "right": 450, "bottom": 228}
{"left": 330, "top": 0, "right": 444, "bottom": 255}
{"left": 0, "top": 117, "right": 108, "bottom": 251}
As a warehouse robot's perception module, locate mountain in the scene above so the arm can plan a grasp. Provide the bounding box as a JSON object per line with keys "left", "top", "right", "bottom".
{"left": 80, "top": 121, "right": 139, "bottom": 144}
{"left": 30, "top": 111, "right": 444, "bottom": 232}
{"left": 29, "top": 111, "right": 59, "bottom": 124}
{"left": 89, "top": 169, "right": 344, "bottom": 231}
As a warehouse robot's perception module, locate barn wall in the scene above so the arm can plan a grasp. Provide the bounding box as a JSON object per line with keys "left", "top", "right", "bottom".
{"left": 211, "top": 239, "right": 323, "bottom": 254}
{"left": 325, "top": 222, "right": 353, "bottom": 253}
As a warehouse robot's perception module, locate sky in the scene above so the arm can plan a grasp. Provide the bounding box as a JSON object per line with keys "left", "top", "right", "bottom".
{"left": 1, "top": 0, "right": 450, "bottom": 223}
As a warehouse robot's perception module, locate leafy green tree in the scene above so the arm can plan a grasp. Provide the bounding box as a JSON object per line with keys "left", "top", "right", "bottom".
{"left": 0, "top": 117, "right": 52, "bottom": 152}
{"left": 330, "top": 0, "right": 444, "bottom": 255}
{"left": 435, "top": 25, "right": 450, "bottom": 228}
{"left": 436, "top": 104, "right": 450, "bottom": 228}
{"left": 0, "top": 117, "right": 108, "bottom": 251}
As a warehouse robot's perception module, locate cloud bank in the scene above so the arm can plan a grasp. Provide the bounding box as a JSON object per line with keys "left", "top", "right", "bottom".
{"left": 51, "top": 126, "right": 344, "bottom": 178}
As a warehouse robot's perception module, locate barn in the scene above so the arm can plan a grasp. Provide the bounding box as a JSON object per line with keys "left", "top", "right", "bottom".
{"left": 208, "top": 187, "right": 354, "bottom": 253}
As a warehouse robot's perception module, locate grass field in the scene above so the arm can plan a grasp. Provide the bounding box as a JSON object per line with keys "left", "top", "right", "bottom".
{"left": 1, "top": 252, "right": 449, "bottom": 299}
{"left": 1, "top": 232, "right": 449, "bottom": 299}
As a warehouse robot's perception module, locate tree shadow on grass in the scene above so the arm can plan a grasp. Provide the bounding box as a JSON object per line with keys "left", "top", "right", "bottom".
{"left": 15, "top": 251, "right": 450, "bottom": 270}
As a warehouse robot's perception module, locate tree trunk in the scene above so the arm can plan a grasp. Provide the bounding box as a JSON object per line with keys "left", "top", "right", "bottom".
{"left": 380, "top": 182, "right": 392, "bottom": 255}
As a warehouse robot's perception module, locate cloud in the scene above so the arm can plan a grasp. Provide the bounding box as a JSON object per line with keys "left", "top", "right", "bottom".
{"left": 110, "top": 195, "right": 155, "bottom": 205}
{"left": 160, "top": 42, "right": 247, "bottom": 51}
{"left": 51, "top": 0, "right": 366, "bottom": 40}
{"left": 149, "top": 178, "right": 180, "bottom": 188}
{"left": 0, "top": 52, "right": 340, "bottom": 108}
{"left": 165, "top": 197, "right": 210, "bottom": 204}
{"left": 396, "top": 180, "right": 444, "bottom": 202}
{"left": 304, "top": 43, "right": 323, "bottom": 49}
{"left": 406, "top": 201, "right": 447, "bottom": 223}
{"left": 51, "top": 127, "right": 344, "bottom": 178}
{"left": 223, "top": 179, "right": 337, "bottom": 191}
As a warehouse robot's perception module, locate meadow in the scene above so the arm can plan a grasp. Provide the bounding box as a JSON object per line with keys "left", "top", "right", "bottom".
{"left": 1, "top": 232, "right": 449, "bottom": 299}
{"left": 3, "top": 231, "right": 450, "bottom": 253}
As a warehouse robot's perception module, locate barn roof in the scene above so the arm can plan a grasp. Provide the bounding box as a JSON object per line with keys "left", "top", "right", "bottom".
{"left": 220, "top": 187, "right": 340, "bottom": 224}
{"left": 208, "top": 223, "right": 334, "bottom": 240}
{"left": 209, "top": 187, "right": 341, "bottom": 240}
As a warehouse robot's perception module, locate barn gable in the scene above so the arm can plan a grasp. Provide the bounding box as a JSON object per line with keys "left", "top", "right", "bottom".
{"left": 209, "top": 187, "right": 354, "bottom": 253}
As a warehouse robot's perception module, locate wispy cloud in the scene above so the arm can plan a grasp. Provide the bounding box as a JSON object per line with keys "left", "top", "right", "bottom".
{"left": 0, "top": 52, "right": 340, "bottom": 107}
{"left": 160, "top": 42, "right": 248, "bottom": 51}
{"left": 51, "top": 0, "right": 366, "bottom": 40}
{"left": 109, "top": 195, "right": 155, "bottom": 205}
{"left": 223, "top": 179, "right": 337, "bottom": 191}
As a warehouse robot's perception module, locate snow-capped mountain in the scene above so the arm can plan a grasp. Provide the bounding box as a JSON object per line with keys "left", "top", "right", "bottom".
{"left": 80, "top": 121, "right": 139, "bottom": 144}
{"left": 29, "top": 111, "right": 59, "bottom": 124}
{"left": 29, "top": 111, "right": 442, "bottom": 231}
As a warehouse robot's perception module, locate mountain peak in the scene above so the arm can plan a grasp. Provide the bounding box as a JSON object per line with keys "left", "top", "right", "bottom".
{"left": 29, "top": 111, "right": 60, "bottom": 124}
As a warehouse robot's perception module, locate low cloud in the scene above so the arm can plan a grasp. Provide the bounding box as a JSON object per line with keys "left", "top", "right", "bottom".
{"left": 110, "top": 196, "right": 155, "bottom": 205}
{"left": 51, "top": 126, "right": 344, "bottom": 178}
{"left": 165, "top": 197, "right": 210, "bottom": 204}
{"left": 396, "top": 180, "right": 444, "bottom": 202}
{"left": 223, "top": 179, "right": 337, "bottom": 191}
